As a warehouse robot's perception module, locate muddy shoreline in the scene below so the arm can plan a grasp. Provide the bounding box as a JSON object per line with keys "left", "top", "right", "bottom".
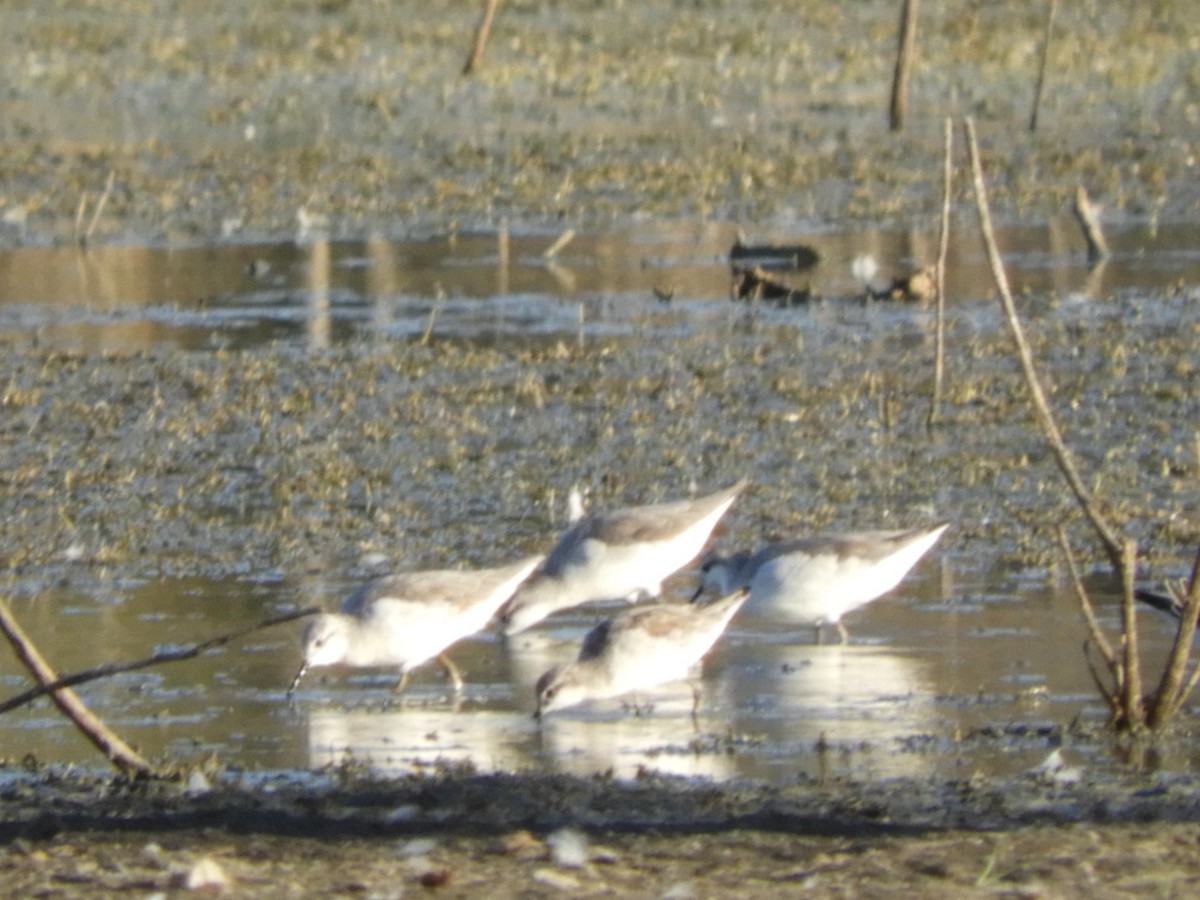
{"left": 9, "top": 766, "right": 1200, "bottom": 842}
{"left": 4, "top": 766, "right": 1200, "bottom": 895}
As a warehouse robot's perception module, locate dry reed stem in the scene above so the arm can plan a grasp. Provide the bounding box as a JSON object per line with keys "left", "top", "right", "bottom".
{"left": 1029, "top": 0, "right": 1058, "bottom": 131}
{"left": 85, "top": 171, "right": 116, "bottom": 244}
{"left": 928, "top": 117, "right": 952, "bottom": 427}
{"left": 463, "top": 0, "right": 500, "bottom": 76}
{"left": 73, "top": 193, "right": 88, "bottom": 243}
{"left": 889, "top": 0, "right": 919, "bottom": 131}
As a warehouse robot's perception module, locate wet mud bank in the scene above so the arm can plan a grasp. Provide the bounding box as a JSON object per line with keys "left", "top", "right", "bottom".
{"left": 4, "top": 767, "right": 1200, "bottom": 896}
{"left": 7, "top": 767, "right": 1200, "bottom": 842}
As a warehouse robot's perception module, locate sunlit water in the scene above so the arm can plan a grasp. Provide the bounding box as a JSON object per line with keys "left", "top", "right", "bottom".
{"left": 0, "top": 555, "right": 1193, "bottom": 784}
{"left": 1, "top": 218, "right": 1198, "bottom": 784}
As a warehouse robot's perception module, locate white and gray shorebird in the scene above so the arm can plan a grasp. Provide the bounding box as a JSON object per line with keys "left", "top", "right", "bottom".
{"left": 288, "top": 555, "right": 543, "bottom": 696}
{"left": 498, "top": 478, "right": 749, "bottom": 635}
{"left": 534, "top": 587, "right": 750, "bottom": 718}
{"left": 694, "top": 521, "right": 950, "bottom": 642}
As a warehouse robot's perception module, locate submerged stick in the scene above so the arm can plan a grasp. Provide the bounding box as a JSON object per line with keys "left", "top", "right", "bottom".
{"left": 1029, "top": 0, "right": 1058, "bottom": 131}
{"left": 0, "top": 605, "right": 319, "bottom": 716}
{"left": 0, "top": 598, "right": 158, "bottom": 778}
{"left": 543, "top": 228, "right": 576, "bottom": 260}
{"left": 889, "top": 0, "right": 919, "bottom": 131}
{"left": 73, "top": 171, "right": 116, "bottom": 248}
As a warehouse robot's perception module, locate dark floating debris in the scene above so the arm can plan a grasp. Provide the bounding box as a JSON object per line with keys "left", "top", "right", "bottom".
{"left": 728, "top": 230, "right": 818, "bottom": 305}
{"left": 729, "top": 233, "right": 821, "bottom": 271}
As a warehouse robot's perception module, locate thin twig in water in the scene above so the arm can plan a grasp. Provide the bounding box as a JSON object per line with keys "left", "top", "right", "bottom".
{"left": 0, "top": 597, "right": 158, "bottom": 777}
{"left": 73, "top": 193, "right": 89, "bottom": 245}
{"left": 0, "top": 605, "right": 320, "bottom": 715}
{"left": 85, "top": 171, "right": 116, "bottom": 245}
{"left": 543, "top": 228, "right": 576, "bottom": 260}
{"left": 498, "top": 217, "right": 510, "bottom": 268}
{"left": 421, "top": 285, "right": 446, "bottom": 346}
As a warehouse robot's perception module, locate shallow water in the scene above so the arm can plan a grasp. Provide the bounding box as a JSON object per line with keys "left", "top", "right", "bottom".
{"left": 2, "top": 218, "right": 1200, "bottom": 785}
{"left": 0, "top": 219, "right": 1196, "bottom": 351}
{"left": 0, "top": 548, "right": 1192, "bottom": 785}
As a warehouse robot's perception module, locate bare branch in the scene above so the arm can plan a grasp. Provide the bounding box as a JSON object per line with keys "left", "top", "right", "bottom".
{"left": 962, "top": 118, "right": 1124, "bottom": 570}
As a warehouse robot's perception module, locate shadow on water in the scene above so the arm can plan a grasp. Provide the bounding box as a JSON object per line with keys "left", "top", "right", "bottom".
{"left": 0, "top": 219, "right": 1197, "bottom": 351}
